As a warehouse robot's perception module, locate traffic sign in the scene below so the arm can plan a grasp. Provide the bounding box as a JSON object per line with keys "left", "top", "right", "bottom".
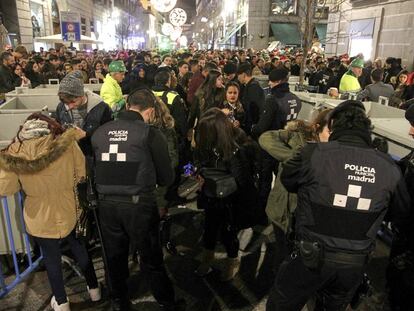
{"left": 60, "top": 11, "right": 81, "bottom": 42}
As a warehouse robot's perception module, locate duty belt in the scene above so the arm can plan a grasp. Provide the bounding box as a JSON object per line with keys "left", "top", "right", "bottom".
{"left": 98, "top": 194, "right": 154, "bottom": 204}
{"left": 324, "top": 250, "right": 368, "bottom": 266}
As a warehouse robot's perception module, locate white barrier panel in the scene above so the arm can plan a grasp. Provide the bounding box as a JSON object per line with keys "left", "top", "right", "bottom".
{"left": 294, "top": 91, "right": 413, "bottom": 158}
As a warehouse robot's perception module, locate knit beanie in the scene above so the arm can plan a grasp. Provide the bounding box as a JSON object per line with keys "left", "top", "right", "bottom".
{"left": 18, "top": 119, "right": 51, "bottom": 141}
{"left": 58, "top": 72, "right": 85, "bottom": 97}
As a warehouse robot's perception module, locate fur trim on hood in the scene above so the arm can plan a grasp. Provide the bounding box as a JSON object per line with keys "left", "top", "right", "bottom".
{"left": 0, "top": 129, "right": 79, "bottom": 174}
{"left": 282, "top": 120, "right": 315, "bottom": 143}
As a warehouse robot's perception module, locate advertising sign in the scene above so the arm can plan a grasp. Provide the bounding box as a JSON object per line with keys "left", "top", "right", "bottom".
{"left": 60, "top": 11, "right": 81, "bottom": 42}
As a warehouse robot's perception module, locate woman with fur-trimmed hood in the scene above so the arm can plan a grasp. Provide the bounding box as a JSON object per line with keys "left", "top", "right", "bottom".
{"left": 0, "top": 113, "right": 100, "bottom": 311}
{"left": 258, "top": 109, "right": 331, "bottom": 272}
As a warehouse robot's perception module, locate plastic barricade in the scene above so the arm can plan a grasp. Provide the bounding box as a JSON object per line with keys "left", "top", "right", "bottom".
{"left": 0, "top": 193, "right": 42, "bottom": 298}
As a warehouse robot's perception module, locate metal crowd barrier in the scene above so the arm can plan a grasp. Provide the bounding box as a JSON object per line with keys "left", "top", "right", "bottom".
{"left": 0, "top": 193, "right": 43, "bottom": 298}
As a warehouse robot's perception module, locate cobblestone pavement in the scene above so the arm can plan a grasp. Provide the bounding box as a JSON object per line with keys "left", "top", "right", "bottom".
{"left": 1, "top": 204, "right": 390, "bottom": 311}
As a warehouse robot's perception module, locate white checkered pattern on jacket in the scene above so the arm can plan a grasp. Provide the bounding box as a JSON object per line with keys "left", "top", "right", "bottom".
{"left": 333, "top": 184, "right": 371, "bottom": 210}
{"left": 101, "top": 144, "right": 126, "bottom": 162}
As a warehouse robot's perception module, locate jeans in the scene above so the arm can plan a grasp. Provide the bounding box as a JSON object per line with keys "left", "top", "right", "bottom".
{"left": 33, "top": 232, "right": 98, "bottom": 305}
{"left": 98, "top": 199, "right": 176, "bottom": 307}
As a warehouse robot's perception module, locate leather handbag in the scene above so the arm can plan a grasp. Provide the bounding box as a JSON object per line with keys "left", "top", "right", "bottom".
{"left": 200, "top": 167, "right": 238, "bottom": 199}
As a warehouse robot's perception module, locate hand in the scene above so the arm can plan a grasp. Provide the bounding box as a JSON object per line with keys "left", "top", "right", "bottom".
{"left": 75, "top": 127, "right": 86, "bottom": 139}
{"left": 187, "top": 128, "right": 194, "bottom": 142}
{"left": 196, "top": 175, "right": 205, "bottom": 188}
{"left": 221, "top": 108, "right": 231, "bottom": 115}
{"left": 233, "top": 120, "right": 240, "bottom": 128}
{"left": 159, "top": 207, "right": 168, "bottom": 218}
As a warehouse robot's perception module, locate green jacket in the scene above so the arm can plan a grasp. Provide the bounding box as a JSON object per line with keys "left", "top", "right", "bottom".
{"left": 100, "top": 74, "right": 125, "bottom": 115}
{"left": 259, "top": 122, "right": 307, "bottom": 232}
{"left": 339, "top": 71, "right": 361, "bottom": 93}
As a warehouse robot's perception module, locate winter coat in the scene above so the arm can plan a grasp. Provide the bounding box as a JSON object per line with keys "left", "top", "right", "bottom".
{"left": 0, "top": 129, "right": 85, "bottom": 239}
{"left": 55, "top": 90, "right": 112, "bottom": 156}
{"left": 188, "top": 87, "right": 225, "bottom": 129}
{"left": 100, "top": 74, "right": 124, "bottom": 110}
{"left": 196, "top": 140, "right": 261, "bottom": 229}
{"left": 357, "top": 82, "right": 395, "bottom": 102}
{"left": 339, "top": 71, "right": 361, "bottom": 93}
{"left": 0, "top": 64, "right": 21, "bottom": 95}
{"left": 259, "top": 121, "right": 307, "bottom": 232}
{"left": 240, "top": 78, "right": 265, "bottom": 135}
{"left": 187, "top": 71, "right": 205, "bottom": 105}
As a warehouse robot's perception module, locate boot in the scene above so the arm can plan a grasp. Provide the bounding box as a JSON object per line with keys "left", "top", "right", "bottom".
{"left": 220, "top": 257, "right": 240, "bottom": 282}
{"left": 50, "top": 296, "right": 70, "bottom": 311}
{"left": 195, "top": 249, "right": 215, "bottom": 276}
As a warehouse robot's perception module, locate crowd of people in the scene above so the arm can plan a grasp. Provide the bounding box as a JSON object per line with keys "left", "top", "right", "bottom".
{"left": 0, "top": 44, "right": 414, "bottom": 311}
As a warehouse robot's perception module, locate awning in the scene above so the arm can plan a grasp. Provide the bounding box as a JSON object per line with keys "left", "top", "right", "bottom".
{"left": 219, "top": 23, "right": 245, "bottom": 45}
{"left": 270, "top": 23, "right": 301, "bottom": 45}
{"left": 315, "top": 24, "right": 327, "bottom": 43}
{"left": 349, "top": 19, "right": 375, "bottom": 39}
{"left": 34, "top": 34, "right": 103, "bottom": 44}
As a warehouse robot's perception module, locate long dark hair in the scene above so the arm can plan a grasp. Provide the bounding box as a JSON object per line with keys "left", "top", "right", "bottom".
{"left": 196, "top": 108, "right": 236, "bottom": 162}
{"left": 197, "top": 69, "right": 224, "bottom": 111}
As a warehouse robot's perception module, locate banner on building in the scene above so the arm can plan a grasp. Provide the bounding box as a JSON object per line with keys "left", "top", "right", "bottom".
{"left": 60, "top": 11, "right": 81, "bottom": 42}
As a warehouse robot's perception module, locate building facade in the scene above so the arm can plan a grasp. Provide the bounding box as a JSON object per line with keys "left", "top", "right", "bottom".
{"left": 325, "top": 0, "right": 414, "bottom": 69}
{"left": 0, "top": 0, "right": 157, "bottom": 51}
{"left": 192, "top": 0, "right": 332, "bottom": 50}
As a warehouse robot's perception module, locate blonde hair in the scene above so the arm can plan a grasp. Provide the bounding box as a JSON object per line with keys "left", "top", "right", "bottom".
{"left": 152, "top": 96, "right": 175, "bottom": 129}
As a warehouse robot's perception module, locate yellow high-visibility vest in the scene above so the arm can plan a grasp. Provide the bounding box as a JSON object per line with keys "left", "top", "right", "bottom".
{"left": 153, "top": 91, "right": 178, "bottom": 105}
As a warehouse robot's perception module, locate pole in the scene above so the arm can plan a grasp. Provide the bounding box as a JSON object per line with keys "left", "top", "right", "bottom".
{"left": 299, "top": 0, "right": 315, "bottom": 85}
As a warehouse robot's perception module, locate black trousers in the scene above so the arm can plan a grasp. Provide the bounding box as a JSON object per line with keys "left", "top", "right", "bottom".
{"left": 203, "top": 204, "right": 239, "bottom": 258}
{"left": 33, "top": 231, "right": 98, "bottom": 305}
{"left": 266, "top": 254, "right": 365, "bottom": 311}
{"left": 98, "top": 199, "right": 176, "bottom": 306}
{"left": 259, "top": 150, "right": 278, "bottom": 209}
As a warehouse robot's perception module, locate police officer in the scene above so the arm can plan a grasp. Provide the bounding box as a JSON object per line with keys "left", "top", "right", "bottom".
{"left": 252, "top": 68, "right": 302, "bottom": 210}
{"left": 266, "top": 100, "right": 411, "bottom": 311}
{"left": 91, "top": 89, "right": 185, "bottom": 311}
{"left": 152, "top": 69, "right": 190, "bottom": 167}
{"left": 387, "top": 105, "right": 414, "bottom": 311}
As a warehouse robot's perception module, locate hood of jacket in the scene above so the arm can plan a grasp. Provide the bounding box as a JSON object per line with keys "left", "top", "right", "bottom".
{"left": 0, "top": 129, "right": 79, "bottom": 175}
{"left": 85, "top": 89, "right": 104, "bottom": 113}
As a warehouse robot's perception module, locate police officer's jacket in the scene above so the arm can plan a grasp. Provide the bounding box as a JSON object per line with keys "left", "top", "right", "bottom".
{"left": 281, "top": 132, "right": 411, "bottom": 253}
{"left": 251, "top": 82, "right": 302, "bottom": 140}
{"left": 91, "top": 110, "right": 174, "bottom": 196}
{"left": 152, "top": 85, "right": 189, "bottom": 141}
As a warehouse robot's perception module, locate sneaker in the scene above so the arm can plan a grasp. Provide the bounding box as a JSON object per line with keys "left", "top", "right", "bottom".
{"left": 50, "top": 296, "right": 70, "bottom": 311}
{"left": 87, "top": 285, "right": 102, "bottom": 302}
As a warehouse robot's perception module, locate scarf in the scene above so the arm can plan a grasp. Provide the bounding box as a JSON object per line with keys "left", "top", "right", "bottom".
{"left": 18, "top": 119, "right": 50, "bottom": 141}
